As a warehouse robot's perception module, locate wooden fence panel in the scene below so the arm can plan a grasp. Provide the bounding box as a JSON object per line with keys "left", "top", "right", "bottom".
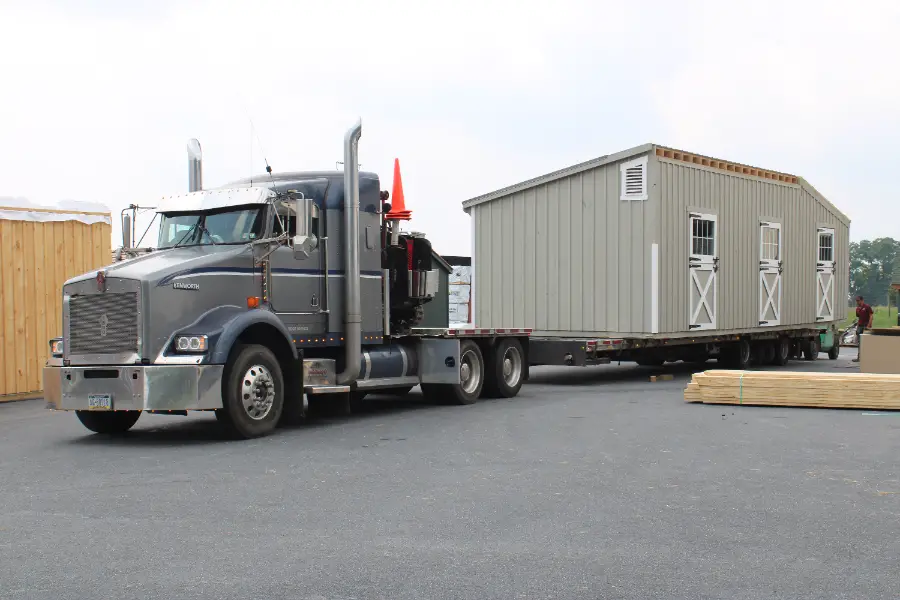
{"left": 0, "top": 211, "right": 111, "bottom": 399}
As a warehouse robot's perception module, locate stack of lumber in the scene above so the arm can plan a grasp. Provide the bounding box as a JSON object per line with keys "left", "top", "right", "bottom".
{"left": 684, "top": 370, "right": 900, "bottom": 410}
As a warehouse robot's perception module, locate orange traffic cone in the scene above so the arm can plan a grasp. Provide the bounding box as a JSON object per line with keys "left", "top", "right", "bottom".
{"left": 385, "top": 158, "right": 412, "bottom": 221}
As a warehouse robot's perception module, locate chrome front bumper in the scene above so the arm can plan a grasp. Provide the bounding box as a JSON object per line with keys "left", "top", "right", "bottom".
{"left": 43, "top": 364, "right": 224, "bottom": 411}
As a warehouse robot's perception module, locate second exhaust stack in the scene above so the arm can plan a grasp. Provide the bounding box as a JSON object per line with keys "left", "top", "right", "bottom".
{"left": 187, "top": 138, "right": 203, "bottom": 192}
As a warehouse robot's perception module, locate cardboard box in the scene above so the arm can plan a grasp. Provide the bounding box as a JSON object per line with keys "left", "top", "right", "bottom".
{"left": 450, "top": 266, "right": 471, "bottom": 284}
{"left": 448, "top": 284, "right": 471, "bottom": 302}
{"left": 859, "top": 332, "right": 900, "bottom": 374}
{"left": 449, "top": 302, "right": 470, "bottom": 324}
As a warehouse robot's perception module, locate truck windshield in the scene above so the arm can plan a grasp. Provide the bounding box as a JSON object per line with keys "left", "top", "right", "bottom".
{"left": 157, "top": 206, "right": 266, "bottom": 248}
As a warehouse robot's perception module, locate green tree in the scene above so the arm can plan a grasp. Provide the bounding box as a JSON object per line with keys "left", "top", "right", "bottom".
{"left": 849, "top": 237, "right": 900, "bottom": 306}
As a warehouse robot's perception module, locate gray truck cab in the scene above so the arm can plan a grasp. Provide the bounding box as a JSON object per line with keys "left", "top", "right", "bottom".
{"left": 43, "top": 121, "right": 529, "bottom": 439}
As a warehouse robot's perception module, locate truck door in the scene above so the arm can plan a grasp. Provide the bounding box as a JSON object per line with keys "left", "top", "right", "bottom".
{"left": 688, "top": 212, "right": 718, "bottom": 330}
{"left": 268, "top": 202, "right": 327, "bottom": 338}
{"left": 759, "top": 221, "right": 783, "bottom": 326}
{"left": 816, "top": 227, "right": 835, "bottom": 322}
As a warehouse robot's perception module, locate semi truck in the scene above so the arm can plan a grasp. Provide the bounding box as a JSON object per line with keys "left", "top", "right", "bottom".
{"left": 42, "top": 120, "right": 531, "bottom": 439}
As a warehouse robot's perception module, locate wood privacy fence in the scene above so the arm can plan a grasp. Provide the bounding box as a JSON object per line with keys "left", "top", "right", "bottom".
{"left": 0, "top": 205, "right": 112, "bottom": 400}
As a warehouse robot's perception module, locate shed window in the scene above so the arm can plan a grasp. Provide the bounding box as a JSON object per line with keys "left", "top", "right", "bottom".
{"left": 762, "top": 227, "right": 780, "bottom": 260}
{"left": 620, "top": 156, "right": 648, "bottom": 201}
{"left": 818, "top": 232, "right": 834, "bottom": 262}
{"left": 692, "top": 219, "right": 716, "bottom": 256}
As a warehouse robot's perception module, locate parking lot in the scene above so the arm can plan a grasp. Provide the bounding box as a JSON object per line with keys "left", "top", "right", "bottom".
{"left": 2, "top": 347, "right": 899, "bottom": 600}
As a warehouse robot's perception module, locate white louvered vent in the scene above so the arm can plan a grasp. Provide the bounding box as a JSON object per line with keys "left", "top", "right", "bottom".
{"left": 620, "top": 156, "right": 648, "bottom": 201}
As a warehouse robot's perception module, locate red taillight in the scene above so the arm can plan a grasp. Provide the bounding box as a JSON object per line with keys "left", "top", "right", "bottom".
{"left": 407, "top": 239, "right": 414, "bottom": 270}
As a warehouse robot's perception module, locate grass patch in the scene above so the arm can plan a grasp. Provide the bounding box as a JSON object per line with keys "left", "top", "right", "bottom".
{"left": 840, "top": 305, "right": 898, "bottom": 329}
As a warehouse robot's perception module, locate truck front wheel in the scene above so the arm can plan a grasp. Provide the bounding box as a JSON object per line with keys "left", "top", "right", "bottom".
{"left": 216, "top": 344, "right": 284, "bottom": 439}
{"left": 76, "top": 410, "right": 141, "bottom": 435}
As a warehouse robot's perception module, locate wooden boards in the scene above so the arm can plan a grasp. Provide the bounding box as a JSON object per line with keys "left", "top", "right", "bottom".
{"left": 0, "top": 216, "right": 111, "bottom": 400}
{"left": 684, "top": 369, "right": 900, "bottom": 410}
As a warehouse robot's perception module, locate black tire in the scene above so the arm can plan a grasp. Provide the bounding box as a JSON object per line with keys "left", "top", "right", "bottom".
{"left": 772, "top": 337, "right": 791, "bottom": 366}
{"left": 483, "top": 338, "right": 525, "bottom": 398}
{"left": 726, "top": 339, "right": 752, "bottom": 369}
{"left": 426, "top": 339, "right": 484, "bottom": 405}
{"left": 803, "top": 337, "right": 820, "bottom": 361}
{"left": 216, "top": 344, "right": 284, "bottom": 439}
{"left": 75, "top": 410, "right": 141, "bottom": 435}
{"left": 828, "top": 342, "right": 840, "bottom": 360}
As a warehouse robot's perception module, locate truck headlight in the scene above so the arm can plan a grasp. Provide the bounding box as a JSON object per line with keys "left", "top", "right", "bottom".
{"left": 49, "top": 338, "right": 64, "bottom": 356}
{"left": 175, "top": 335, "right": 208, "bottom": 353}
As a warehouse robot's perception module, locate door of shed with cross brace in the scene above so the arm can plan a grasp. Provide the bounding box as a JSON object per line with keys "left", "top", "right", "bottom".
{"left": 689, "top": 212, "right": 718, "bottom": 330}
{"left": 816, "top": 227, "right": 835, "bottom": 322}
{"left": 759, "top": 221, "right": 783, "bottom": 326}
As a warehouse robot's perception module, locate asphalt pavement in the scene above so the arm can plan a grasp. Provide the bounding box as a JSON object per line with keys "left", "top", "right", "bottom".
{"left": 2, "top": 347, "right": 900, "bottom": 599}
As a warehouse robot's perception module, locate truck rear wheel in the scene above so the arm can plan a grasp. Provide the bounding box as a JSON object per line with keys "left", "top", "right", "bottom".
{"left": 424, "top": 339, "right": 484, "bottom": 405}
{"left": 76, "top": 410, "right": 141, "bottom": 435}
{"left": 216, "top": 344, "right": 284, "bottom": 439}
{"left": 483, "top": 338, "right": 525, "bottom": 398}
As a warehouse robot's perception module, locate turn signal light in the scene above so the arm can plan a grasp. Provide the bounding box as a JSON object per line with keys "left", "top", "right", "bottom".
{"left": 247, "top": 296, "right": 260, "bottom": 309}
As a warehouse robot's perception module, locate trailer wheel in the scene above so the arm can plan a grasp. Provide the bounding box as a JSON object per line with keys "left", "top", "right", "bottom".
{"left": 425, "top": 339, "right": 484, "bottom": 405}
{"left": 75, "top": 410, "right": 141, "bottom": 435}
{"left": 828, "top": 342, "right": 840, "bottom": 360}
{"left": 772, "top": 337, "right": 791, "bottom": 366}
{"left": 216, "top": 344, "right": 284, "bottom": 439}
{"left": 724, "top": 339, "right": 751, "bottom": 369}
{"left": 803, "top": 337, "right": 820, "bottom": 361}
{"left": 484, "top": 338, "right": 525, "bottom": 398}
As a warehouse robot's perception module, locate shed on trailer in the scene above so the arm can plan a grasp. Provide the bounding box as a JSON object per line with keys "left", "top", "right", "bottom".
{"left": 462, "top": 145, "right": 850, "bottom": 339}
{"left": 0, "top": 197, "right": 112, "bottom": 401}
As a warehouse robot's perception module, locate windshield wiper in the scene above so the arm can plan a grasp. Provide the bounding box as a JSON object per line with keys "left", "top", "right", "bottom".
{"left": 198, "top": 223, "right": 218, "bottom": 245}
{"left": 171, "top": 222, "right": 201, "bottom": 249}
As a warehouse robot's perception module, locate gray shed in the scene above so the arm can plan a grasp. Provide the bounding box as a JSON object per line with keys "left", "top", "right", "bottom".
{"left": 462, "top": 144, "right": 850, "bottom": 339}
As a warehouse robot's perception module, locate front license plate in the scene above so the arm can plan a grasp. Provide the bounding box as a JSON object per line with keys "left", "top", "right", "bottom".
{"left": 87, "top": 394, "right": 113, "bottom": 410}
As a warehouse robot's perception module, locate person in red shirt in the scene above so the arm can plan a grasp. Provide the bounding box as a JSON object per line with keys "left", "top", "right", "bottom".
{"left": 852, "top": 295, "right": 873, "bottom": 362}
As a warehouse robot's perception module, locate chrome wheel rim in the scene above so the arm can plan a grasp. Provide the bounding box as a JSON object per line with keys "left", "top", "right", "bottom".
{"left": 241, "top": 364, "right": 275, "bottom": 420}
{"left": 502, "top": 346, "right": 523, "bottom": 387}
{"left": 460, "top": 349, "right": 481, "bottom": 395}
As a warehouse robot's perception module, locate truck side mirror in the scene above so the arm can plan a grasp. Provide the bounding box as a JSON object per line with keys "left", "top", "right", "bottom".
{"left": 292, "top": 197, "right": 318, "bottom": 260}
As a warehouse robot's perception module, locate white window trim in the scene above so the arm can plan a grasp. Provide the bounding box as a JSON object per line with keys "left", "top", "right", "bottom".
{"left": 620, "top": 155, "right": 648, "bottom": 201}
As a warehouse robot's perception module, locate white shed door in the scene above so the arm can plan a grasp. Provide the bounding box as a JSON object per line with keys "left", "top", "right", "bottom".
{"left": 759, "top": 222, "right": 783, "bottom": 326}
{"left": 816, "top": 227, "right": 835, "bottom": 322}
{"left": 689, "top": 213, "right": 718, "bottom": 330}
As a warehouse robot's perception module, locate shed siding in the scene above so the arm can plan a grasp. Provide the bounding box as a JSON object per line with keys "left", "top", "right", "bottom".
{"left": 472, "top": 157, "right": 654, "bottom": 334}
{"left": 658, "top": 159, "right": 848, "bottom": 334}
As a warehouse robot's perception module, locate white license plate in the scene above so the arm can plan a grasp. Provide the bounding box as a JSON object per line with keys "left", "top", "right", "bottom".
{"left": 87, "top": 394, "right": 113, "bottom": 410}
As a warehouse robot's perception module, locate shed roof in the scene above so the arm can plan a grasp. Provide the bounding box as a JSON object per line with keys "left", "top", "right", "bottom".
{"left": 431, "top": 250, "right": 452, "bottom": 273}
{"left": 461, "top": 143, "right": 849, "bottom": 226}
{"left": 0, "top": 196, "right": 112, "bottom": 225}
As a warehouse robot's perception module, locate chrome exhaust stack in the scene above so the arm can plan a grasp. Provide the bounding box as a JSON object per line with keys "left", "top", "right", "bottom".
{"left": 187, "top": 138, "right": 203, "bottom": 192}
{"left": 337, "top": 119, "right": 363, "bottom": 385}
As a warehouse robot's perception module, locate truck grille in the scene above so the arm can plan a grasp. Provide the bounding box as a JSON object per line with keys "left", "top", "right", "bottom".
{"left": 68, "top": 292, "right": 139, "bottom": 355}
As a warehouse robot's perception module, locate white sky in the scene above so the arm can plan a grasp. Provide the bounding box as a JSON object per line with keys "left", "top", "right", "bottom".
{"left": 1, "top": 0, "right": 898, "bottom": 256}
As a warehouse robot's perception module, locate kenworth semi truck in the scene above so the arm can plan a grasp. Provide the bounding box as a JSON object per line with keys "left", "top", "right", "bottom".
{"left": 42, "top": 120, "right": 531, "bottom": 439}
